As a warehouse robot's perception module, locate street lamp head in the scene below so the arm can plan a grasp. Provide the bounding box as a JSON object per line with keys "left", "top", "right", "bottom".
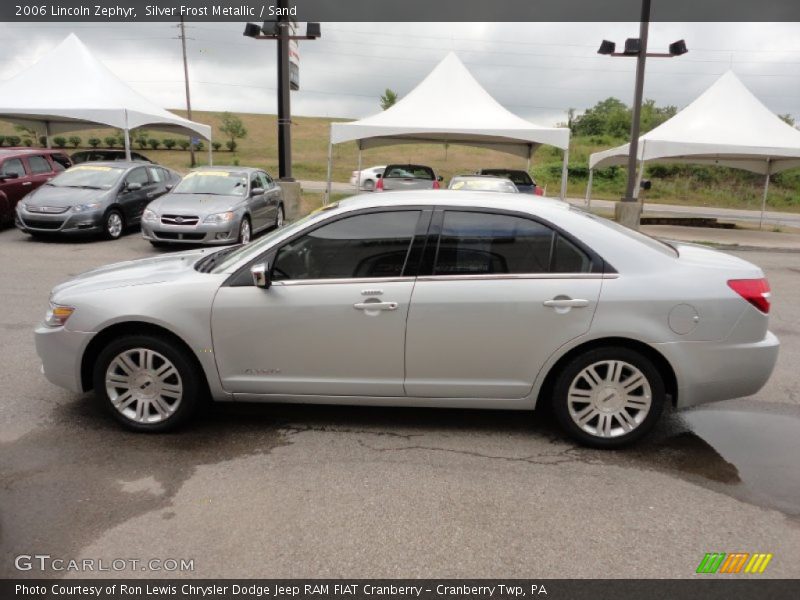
{"left": 306, "top": 22, "right": 321, "bottom": 38}
{"left": 669, "top": 39, "right": 688, "bottom": 56}
{"left": 243, "top": 23, "right": 262, "bottom": 38}
{"left": 598, "top": 40, "right": 616, "bottom": 55}
{"left": 624, "top": 38, "right": 642, "bottom": 55}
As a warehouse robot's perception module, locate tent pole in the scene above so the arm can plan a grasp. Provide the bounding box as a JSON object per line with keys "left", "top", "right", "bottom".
{"left": 208, "top": 134, "right": 213, "bottom": 166}
{"left": 44, "top": 121, "right": 51, "bottom": 148}
{"left": 355, "top": 147, "right": 362, "bottom": 191}
{"left": 123, "top": 110, "right": 131, "bottom": 161}
{"left": 760, "top": 158, "right": 771, "bottom": 230}
{"left": 324, "top": 137, "right": 333, "bottom": 205}
{"left": 585, "top": 169, "right": 594, "bottom": 208}
{"left": 633, "top": 140, "right": 646, "bottom": 201}
{"left": 559, "top": 148, "right": 569, "bottom": 200}
{"left": 526, "top": 144, "right": 532, "bottom": 172}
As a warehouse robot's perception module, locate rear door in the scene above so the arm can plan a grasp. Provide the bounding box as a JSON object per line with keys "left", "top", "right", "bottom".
{"left": 24, "top": 154, "right": 57, "bottom": 191}
{"left": 0, "top": 157, "right": 33, "bottom": 217}
{"left": 404, "top": 209, "right": 603, "bottom": 399}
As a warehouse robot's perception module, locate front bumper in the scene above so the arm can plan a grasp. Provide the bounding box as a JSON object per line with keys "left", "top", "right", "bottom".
{"left": 654, "top": 331, "right": 779, "bottom": 409}
{"left": 141, "top": 220, "right": 239, "bottom": 245}
{"left": 16, "top": 208, "right": 103, "bottom": 235}
{"left": 35, "top": 324, "right": 95, "bottom": 393}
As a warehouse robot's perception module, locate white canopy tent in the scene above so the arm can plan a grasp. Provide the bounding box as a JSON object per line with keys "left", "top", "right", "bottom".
{"left": 0, "top": 33, "right": 212, "bottom": 162}
{"left": 327, "top": 52, "right": 571, "bottom": 200}
{"left": 587, "top": 71, "right": 800, "bottom": 226}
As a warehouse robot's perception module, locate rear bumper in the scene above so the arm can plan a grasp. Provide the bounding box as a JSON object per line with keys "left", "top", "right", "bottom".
{"left": 654, "top": 331, "right": 779, "bottom": 408}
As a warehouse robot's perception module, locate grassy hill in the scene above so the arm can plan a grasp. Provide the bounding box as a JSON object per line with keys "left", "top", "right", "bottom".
{"left": 2, "top": 110, "right": 799, "bottom": 212}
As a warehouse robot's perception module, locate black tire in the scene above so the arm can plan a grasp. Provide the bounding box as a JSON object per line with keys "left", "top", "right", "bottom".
{"left": 92, "top": 334, "right": 203, "bottom": 432}
{"left": 237, "top": 215, "right": 252, "bottom": 244}
{"left": 103, "top": 209, "right": 124, "bottom": 240}
{"left": 551, "top": 346, "right": 665, "bottom": 449}
{"left": 274, "top": 204, "right": 285, "bottom": 229}
{"left": 149, "top": 241, "right": 169, "bottom": 248}
{"left": 363, "top": 179, "right": 375, "bottom": 191}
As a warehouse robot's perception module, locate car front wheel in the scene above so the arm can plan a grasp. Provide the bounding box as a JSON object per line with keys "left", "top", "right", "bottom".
{"left": 93, "top": 334, "right": 202, "bottom": 432}
{"left": 551, "top": 347, "right": 665, "bottom": 448}
{"left": 238, "top": 216, "right": 251, "bottom": 244}
{"left": 103, "top": 209, "right": 124, "bottom": 240}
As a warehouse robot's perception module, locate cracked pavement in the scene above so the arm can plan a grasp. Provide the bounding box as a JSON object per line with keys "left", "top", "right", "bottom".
{"left": 1, "top": 229, "right": 799, "bottom": 578}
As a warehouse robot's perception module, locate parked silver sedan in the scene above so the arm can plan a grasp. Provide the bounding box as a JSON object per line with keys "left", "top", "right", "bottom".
{"left": 141, "top": 166, "right": 283, "bottom": 246}
{"left": 35, "top": 191, "right": 778, "bottom": 447}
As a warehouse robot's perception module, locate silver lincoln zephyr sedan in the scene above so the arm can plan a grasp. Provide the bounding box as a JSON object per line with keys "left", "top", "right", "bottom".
{"left": 35, "top": 191, "right": 779, "bottom": 447}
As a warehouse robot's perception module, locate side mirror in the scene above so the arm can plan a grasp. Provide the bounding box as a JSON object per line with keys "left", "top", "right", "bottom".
{"left": 437, "top": 175, "right": 444, "bottom": 182}
{"left": 375, "top": 173, "right": 382, "bottom": 179}
{"left": 125, "top": 182, "right": 143, "bottom": 191}
{"left": 251, "top": 262, "right": 271, "bottom": 289}
{"left": 250, "top": 187, "right": 264, "bottom": 197}
{"left": 165, "top": 183, "right": 173, "bottom": 191}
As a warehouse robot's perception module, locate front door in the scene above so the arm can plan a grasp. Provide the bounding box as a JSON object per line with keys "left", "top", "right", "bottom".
{"left": 211, "top": 209, "right": 426, "bottom": 397}
{"left": 118, "top": 166, "right": 150, "bottom": 222}
{"left": 404, "top": 209, "right": 603, "bottom": 399}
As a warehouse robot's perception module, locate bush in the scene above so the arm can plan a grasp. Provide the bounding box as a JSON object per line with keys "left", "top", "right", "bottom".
{"left": 23, "top": 138, "right": 33, "bottom": 147}
{"left": 178, "top": 140, "right": 190, "bottom": 150}
{"left": 104, "top": 136, "right": 117, "bottom": 149}
{"left": 0, "top": 135, "right": 5, "bottom": 147}
{"left": 53, "top": 136, "right": 67, "bottom": 148}
{"left": 6, "top": 135, "right": 21, "bottom": 147}
{"left": 136, "top": 136, "right": 148, "bottom": 150}
{"left": 225, "top": 140, "right": 237, "bottom": 152}
{"left": 163, "top": 138, "right": 176, "bottom": 150}
{"left": 212, "top": 141, "right": 222, "bottom": 152}
{"left": 88, "top": 137, "right": 101, "bottom": 149}
{"left": 147, "top": 138, "right": 161, "bottom": 150}
{"left": 68, "top": 136, "right": 81, "bottom": 149}
{"left": 38, "top": 136, "right": 47, "bottom": 147}
{"left": 193, "top": 141, "right": 204, "bottom": 151}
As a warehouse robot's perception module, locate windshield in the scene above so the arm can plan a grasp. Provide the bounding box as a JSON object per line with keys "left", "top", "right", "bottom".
{"left": 481, "top": 170, "right": 533, "bottom": 186}
{"left": 49, "top": 165, "right": 124, "bottom": 189}
{"left": 173, "top": 170, "right": 248, "bottom": 196}
{"left": 449, "top": 177, "right": 518, "bottom": 193}
{"left": 208, "top": 211, "right": 326, "bottom": 273}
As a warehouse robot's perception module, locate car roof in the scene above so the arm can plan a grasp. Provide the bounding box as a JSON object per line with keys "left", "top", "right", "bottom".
{"left": 480, "top": 168, "right": 527, "bottom": 174}
{"left": 189, "top": 165, "right": 259, "bottom": 175}
{"left": 72, "top": 161, "right": 147, "bottom": 169}
{"left": 451, "top": 174, "right": 512, "bottom": 180}
{"left": 0, "top": 148, "right": 67, "bottom": 157}
{"left": 337, "top": 190, "right": 569, "bottom": 215}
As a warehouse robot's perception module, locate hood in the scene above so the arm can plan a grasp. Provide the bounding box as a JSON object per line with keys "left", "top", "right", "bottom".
{"left": 51, "top": 248, "right": 213, "bottom": 300}
{"left": 147, "top": 192, "right": 243, "bottom": 216}
{"left": 24, "top": 184, "right": 110, "bottom": 208}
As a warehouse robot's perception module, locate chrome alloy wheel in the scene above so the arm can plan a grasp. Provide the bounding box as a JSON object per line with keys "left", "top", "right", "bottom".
{"left": 105, "top": 348, "right": 183, "bottom": 424}
{"left": 106, "top": 212, "right": 123, "bottom": 238}
{"left": 566, "top": 360, "right": 652, "bottom": 439}
{"left": 240, "top": 218, "right": 251, "bottom": 243}
{"left": 276, "top": 207, "right": 284, "bottom": 228}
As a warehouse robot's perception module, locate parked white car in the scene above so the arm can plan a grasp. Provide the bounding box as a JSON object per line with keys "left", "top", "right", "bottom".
{"left": 35, "top": 191, "right": 778, "bottom": 447}
{"left": 349, "top": 165, "right": 385, "bottom": 191}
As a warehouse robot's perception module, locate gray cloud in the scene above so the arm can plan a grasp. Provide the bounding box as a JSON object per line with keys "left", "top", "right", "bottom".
{"left": 0, "top": 21, "right": 797, "bottom": 126}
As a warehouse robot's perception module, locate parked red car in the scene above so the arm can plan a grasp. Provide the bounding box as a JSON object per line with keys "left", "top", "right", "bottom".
{"left": 0, "top": 149, "right": 72, "bottom": 226}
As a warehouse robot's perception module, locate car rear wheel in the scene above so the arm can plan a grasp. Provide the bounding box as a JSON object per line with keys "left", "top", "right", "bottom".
{"left": 551, "top": 347, "right": 665, "bottom": 448}
{"left": 103, "top": 209, "right": 124, "bottom": 240}
{"left": 274, "top": 204, "right": 285, "bottom": 229}
{"left": 238, "top": 216, "right": 251, "bottom": 244}
{"left": 363, "top": 179, "right": 375, "bottom": 191}
{"left": 93, "top": 334, "right": 201, "bottom": 432}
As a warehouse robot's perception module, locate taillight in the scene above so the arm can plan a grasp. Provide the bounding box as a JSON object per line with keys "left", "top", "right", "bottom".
{"left": 728, "top": 278, "right": 771, "bottom": 313}
{"left": 375, "top": 177, "right": 383, "bottom": 191}
{"left": 433, "top": 180, "right": 440, "bottom": 189}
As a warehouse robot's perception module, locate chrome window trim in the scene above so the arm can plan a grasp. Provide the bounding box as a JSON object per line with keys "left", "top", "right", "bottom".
{"left": 416, "top": 273, "right": 618, "bottom": 282}
{"left": 272, "top": 276, "right": 416, "bottom": 287}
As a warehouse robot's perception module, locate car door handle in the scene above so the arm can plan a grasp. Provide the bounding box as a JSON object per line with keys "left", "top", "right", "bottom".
{"left": 543, "top": 298, "right": 589, "bottom": 308}
{"left": 353, "top": 301, "right": 398, "bottom": 311}
{"left": 22, "top": 181, "right": 32, "bottom": 186}
{"left": 146, "top": 192, "right": 156, "bottom": 199}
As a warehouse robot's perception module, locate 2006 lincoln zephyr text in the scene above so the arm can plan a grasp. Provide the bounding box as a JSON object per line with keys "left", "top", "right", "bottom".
{"left": 35, "top": 191, "right": 779, "bottom": 447}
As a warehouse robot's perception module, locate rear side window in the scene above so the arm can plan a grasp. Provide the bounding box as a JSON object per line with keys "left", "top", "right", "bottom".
{"left": 51, "top": 153, "right": 71, "bottom": 171}
{"left": 273, "top": 211, "right": 421, "bottom": 280}
{"left": 148, "top": 167, "right": 163, "bottom": 182}
{"left": 27, "top": 155, "right": 53, "bottom": 174}
{"left": 384, "top": 165, "right": 434, "bottom": 180}
{"left": 1, "top": 158, "right": 26, "bottom": 178}
{"left": 434, "top": 211, "right": 592, "bottom": 275}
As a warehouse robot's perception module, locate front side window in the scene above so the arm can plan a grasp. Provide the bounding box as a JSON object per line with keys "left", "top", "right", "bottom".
{"left": 27, "top": 155, "right": 53, "bottom": 174}
{"left": 273, "top": 211, "right": 421, "bottom": 280}
{"left": 1, "top": 158, "right": 26, "bottom": 178}
{"left": 125, "top": 167, "right": 149, "bottom": 187}
{"left": 148, "top": 166, "right": 163, "bottom": 182}
{"left": 433, "top": 211, "right": 592, "bottom": 275}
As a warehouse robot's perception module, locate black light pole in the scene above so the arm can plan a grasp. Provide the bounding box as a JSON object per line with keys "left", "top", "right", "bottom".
{"left": 244, "top": 9, "right": 320, "bottom": 182}
{"left": 597, "top": 1, "right": 687, "bottom": 229}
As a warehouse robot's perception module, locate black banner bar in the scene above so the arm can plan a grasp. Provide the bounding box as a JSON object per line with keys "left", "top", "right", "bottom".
{"left": 3, "top": 0, "right": 800, "bottom": 22}
{"left": 2, "top": 580, "right": 799, "bottom": 600}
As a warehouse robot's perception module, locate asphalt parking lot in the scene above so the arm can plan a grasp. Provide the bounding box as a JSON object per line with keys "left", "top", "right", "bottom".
{"left": 1, "top": 226, "right": 799, "bottom": 579}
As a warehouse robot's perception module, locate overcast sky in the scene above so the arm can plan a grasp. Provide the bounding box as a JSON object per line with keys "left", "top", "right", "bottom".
{"left": 0, "top": 21, "right": 798, "bottom": 126}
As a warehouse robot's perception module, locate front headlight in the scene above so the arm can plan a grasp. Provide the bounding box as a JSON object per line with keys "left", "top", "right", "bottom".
{"left": 44, "top": 303, "right": 75, "bottom": 328}
{"left": 203, "top": 211, "right": 236, "bottom": 224}
{"left": 72, "top": 202, "right": 102, "bottom": 213}
{"left": 142, "top": 209, "right": 158, "bottom": 223}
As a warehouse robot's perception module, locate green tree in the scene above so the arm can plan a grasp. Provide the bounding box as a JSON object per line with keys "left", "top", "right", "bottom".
{"left": 88, "top": 137, "right": 101, "bottom": 149}
{"left": 212, "top": 141, "right": 222, "bottom": 152}
{"left": 225, "top": 140, "right": 237, "bottom": 152}
{"left": 163, "top": 139, "right": 176, "bottom": 150}
{"left": 178, "top": 139, "right": 190, "bottom": 151}
{"left": 68, "top": 136, "right": 82, "bottom": 148}
{"left": 779, "top": 113, "right": 795, "bottom": 127}
{"left": 147, "top": 138, "right": 161, "bottom": 150}
{"left": 6, "top": 135, "right": 21, "bottom": 146}
{"left": 380, "top": 88, "right": 399, "bottom": 110}
{"left": 53, "top": 136, "right": 67, "bottom": 148}
{"left": 219, "top": 112, "right": 247, "bottom": 149}
{"left": 104, "top": 136, "right": 117, "bottom": 148}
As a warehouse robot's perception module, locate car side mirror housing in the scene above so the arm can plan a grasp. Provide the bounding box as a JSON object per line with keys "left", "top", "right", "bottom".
{"left": 165, "top": 183, "right": 173, "bottom": 191}
{"left": 375, "top": 173, "right": 382, "bottom": 179}
{"left": 437, "top": 175, "right": 444, "bottom": 182}
{"left": 125, "top": 182, "right": 143, "bottom": 191}
{"left": 251, "top": 262, "right": 271, "bottom": 289}
{"left": 250, "top": 187, "right": 264, "bottom": 197}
